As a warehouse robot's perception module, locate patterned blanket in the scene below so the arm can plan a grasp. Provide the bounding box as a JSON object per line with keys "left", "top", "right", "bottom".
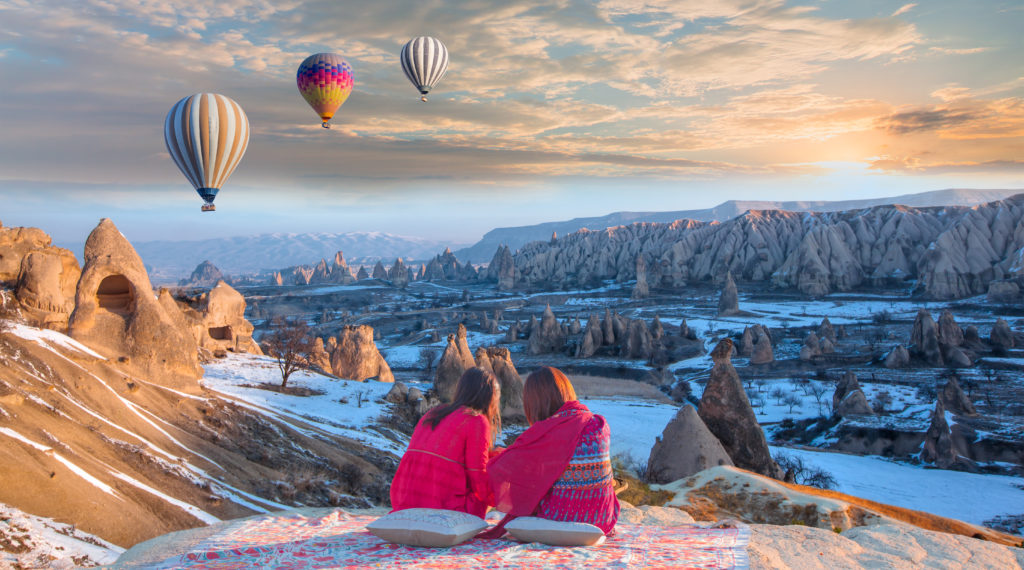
{"left": 134, "top": 510, "right": 749, "bottom": 569}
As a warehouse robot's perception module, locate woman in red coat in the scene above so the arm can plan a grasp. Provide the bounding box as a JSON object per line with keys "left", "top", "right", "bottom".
{"left": 483, "top": 366, "right": 619, "bottom": 537}
{"left": 390, "top": 367, "right": 501, "bottom": 518}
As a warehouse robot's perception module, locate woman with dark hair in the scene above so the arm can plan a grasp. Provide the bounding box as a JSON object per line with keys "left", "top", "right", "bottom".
{"left": 390, "top": 367, "right": 501, "bottom": 517}
{"left": 482, "top": 366, "right": 619, "bottom": 537}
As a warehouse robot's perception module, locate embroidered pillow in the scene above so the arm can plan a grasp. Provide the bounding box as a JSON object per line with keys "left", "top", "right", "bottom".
{"left": 505, "top": 517, "right": 606, "bottom": 546}
{"left": 366, "top": 508, "right": 487, "bottom": 547}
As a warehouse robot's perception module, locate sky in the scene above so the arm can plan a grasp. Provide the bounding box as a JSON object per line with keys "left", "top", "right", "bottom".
{"left": 0, "top": 0, "right": 1022, "bottom": 247}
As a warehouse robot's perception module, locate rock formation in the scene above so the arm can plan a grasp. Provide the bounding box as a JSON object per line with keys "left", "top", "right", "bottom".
{"left": 389, "top": 258, "right": 409, "bottom": 288}
{"left": 177, "top": 281, "right": 262, "bottom": 356}
{"left": 503, "top": 195, "right": 1024, "bottom": 300}
{"left": 939, "top": 376, "right": 977, "bottom": 417}
{"left": 717, "top": 271, "right": 739, "bottom": 316}
{"left": 486, "top": 245, "right": 516, "bottom": 291}
{"left": 990, "top": 318, "right": 1015, "bottom": 350}
{"left": 749, "top": 326, "right": 774, "bottom": 365}
{"left": 817, "top": 317, "right": 836, "bottom": 344}
{"left": 832, "top": 372, "right": 873, "bottom": 416}
{"left": 68, "top": 219, "right": 202, "bottom": 390}
{"left": 920, "top": 399, "right": 974, "bottom": 470}
{"left": 474, "top": 346, "right": 524, "bottom": 420}
{"left": 527, "top": 305, "right": 566, "bottom": 355}
{"left": 910, "top": 309, "right": 943, "bottom": 366}
{"left": 1, "top": 224, "right": 81, "bottom": 330}
{"left": 308, "top": 337, "right": 331, "bottom": 372}
{"left": 800, "top": 332, "right": 821, "bottom": 361}
{"left": 328, "top": 325, "right": 393, "bottom": 382}
{"left": 987, "top": 280, "right": 1020, "bottom": 304}
{"left": 650, "top": 315, "right": 664, "bottom": 340}
{"left": 434, "top": 325, "right": 476, "bottom": 401}
{"left": 647, "top": 404, "right": 733, "bottom": 483}
{"left": 371, "top": 261, "right": 388, "bottom": 280}
{"left": 601, "top": 309, "right": 615, "bottom": 345}
{"left": 620, "top": 318, "right": 654, "bottom": 360}
{"left": 575, "top": 313, "right": 603, "bottom": 358}
{"left": 936, "top": 310, "right": 965, "bottom": 348}
{"left": 884, "top": 344, "right": 910, "bottom": 368}
{"left": 697, "top": 339, "right": 782, "bottom": 479}
{"left": 631, "top": 254, "right": 649, "bottom": 299}
{"left": 355, "top": 266, "right": 369, "bottom": 280}
{"left": 180, "top": 260, "right": 223, "bottom": 288}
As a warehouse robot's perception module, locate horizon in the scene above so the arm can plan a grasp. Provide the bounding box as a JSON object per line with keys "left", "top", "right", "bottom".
{"left": 1, "top": 1, "right": 1022, "bottom": 246}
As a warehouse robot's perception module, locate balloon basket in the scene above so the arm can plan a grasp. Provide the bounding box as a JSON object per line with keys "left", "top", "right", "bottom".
{"left": 201, "top": 203, "right": 216, "bottom": 212}
{"left": 322, "top": 122, "right": 331, "bottom": 129}
{"left": 420, "top": 96, "right": 428, "bottom": 102}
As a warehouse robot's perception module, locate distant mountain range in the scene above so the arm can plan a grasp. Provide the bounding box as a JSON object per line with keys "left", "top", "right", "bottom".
{"left": 453, "top": 188, "right": 1022, "bottom": 262}
{"left": 130, "top": 188, "right": 1020, "bottom": 280}
{"left": 133, "top": 232, "right": 466, "bottom": 279}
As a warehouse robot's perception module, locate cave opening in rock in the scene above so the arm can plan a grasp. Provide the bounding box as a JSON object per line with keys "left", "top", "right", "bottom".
{"left": 96, "top": 274, "right": 134, "bottom": 315}
{"left": 209, "top": 325, "right": 233, "bottom": 341}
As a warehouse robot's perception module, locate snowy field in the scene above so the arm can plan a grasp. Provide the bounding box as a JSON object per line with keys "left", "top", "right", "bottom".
{"left": 580, "top": 396, "right": 1024, "bottom": 527}
{"left": 202, "top": 354, "right": 407, "bottom": 454}
{"left": 0, "top": 502, "right": 123, "bottom": 569}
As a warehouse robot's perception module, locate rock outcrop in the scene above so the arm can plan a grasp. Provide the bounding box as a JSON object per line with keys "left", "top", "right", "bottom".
{"left": 474, "top": 346, "right": 524, "bottom": 420}
{"left": 647, "top": 404, "right": 733, "bottom": 483}
{"left": 328, "top": 325, "right": 393, "bottom": 382}
{"left": 434, "top": 325, "right": 476, "bottom": 401}
{"left": 575, "top": 313, "right": 603, "bottom": 358}
{"left": 67, "top": 219, "right": 202, "bottom": 390}
{"left": 698, "top": 339, "right": 782, "bottom": 479}
{"left": 799, "top": 332, "right": 821, "bottom": 361}
{"left": 631, "top": 255, "right": 649, "bottom": 299}
{"left": 527, "top": 305, "right": 566, "bottom": 355}
{"left": 180, "top": 260, "right": 223, "bottom": 288}
{"left": 178, "top": 281, "right": 262, "bottom": 356}
{"left": 884, "top": 345, "right": 910, "bottom": 368}
{"left": 1, "top": 224, "right": 81, "bottom": 330}
{"left": 717, "top": 271, "right": 739, "bottom": 316}
{"left": 486, "top": 245, "right": 516, "bottom": 290}
{"left": 833, "top": 372, "right": 873, "bottom": 416}
{"left": 987, "top": 280, "right": 1021, "bottom": 303}
{"left": 818, "top": 317, "right": 836, "bottom": 345}
{"left": 503, "top": 195, "right": 1024, "bottom": 299}
{"left": 991, "top": 318, "right": 1015, "bottom": 350}
{"left": 389, "top": 258, "right": 410, "bottom": 288}
{"left": 910, "top": 309, "right": 943, "bottom": 366}
{"left": 939, "top": 376, "right": 977, "bottom": 417}
{"left": 936, "top": 309, "right": 965, "bottom": 348}
{"left": 355, "top": 266, "right": 369, "bottom": 280}
{"left": 920, "top": 399, "right": 974, "bottom": 470}
{"left": 371, "top": 261, "right": 388, "bottom": 280}
{"left": 748, "top": 326, "right": 774, "bottom": 365}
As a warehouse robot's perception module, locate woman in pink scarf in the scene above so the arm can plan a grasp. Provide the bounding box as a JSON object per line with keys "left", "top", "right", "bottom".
{"left": 482, "top": 366, "right": 619, "bottom": 538}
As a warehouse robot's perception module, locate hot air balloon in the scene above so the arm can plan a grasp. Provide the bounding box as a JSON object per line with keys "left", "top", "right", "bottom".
{"left": 400, "top": 37, "right": 448, "bottom": 102}
{"left": 296, "top": 53, "right": 353, "bottom": 128}
{"left": 163, "top": 93, "right": 250, "bottom": 212}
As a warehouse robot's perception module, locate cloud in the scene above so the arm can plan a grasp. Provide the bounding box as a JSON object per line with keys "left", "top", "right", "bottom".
{"left": 891, "top": 3, "right": 917, "bottom": 17}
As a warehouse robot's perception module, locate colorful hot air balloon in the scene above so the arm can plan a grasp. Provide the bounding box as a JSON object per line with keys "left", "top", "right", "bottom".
{"left": 296, "top": 53, "right": 353, "bottom": 128}
{"left": 400, "top": 37, "right": 448, "bottom": 102}
{"left": 163, "top": 93, "right": 250, "bottom": 212}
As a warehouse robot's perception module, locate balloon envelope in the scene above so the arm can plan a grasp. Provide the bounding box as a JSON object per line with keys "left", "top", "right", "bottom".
{"left": 163, "top": 93, "right": 250, "bottom": 211}
{"left": 400, "top": 37, "right": 448, "bottom": 100}
{"left": 297, "top": 53, "right": 353, "bottom": 127}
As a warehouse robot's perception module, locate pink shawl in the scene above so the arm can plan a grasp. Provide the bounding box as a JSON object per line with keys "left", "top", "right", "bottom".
{"left": 479, "top": 400, "right": 592, "bottom": 537}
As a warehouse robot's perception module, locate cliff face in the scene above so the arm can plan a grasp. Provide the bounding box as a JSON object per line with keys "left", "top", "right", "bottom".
{"left": 501, "top": 195, "right": 1024, "bottom": 299}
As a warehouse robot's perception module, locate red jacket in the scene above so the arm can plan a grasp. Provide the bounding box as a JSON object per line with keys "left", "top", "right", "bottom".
{"left": 390, "top": 407, "right": 495, "bottom": 517}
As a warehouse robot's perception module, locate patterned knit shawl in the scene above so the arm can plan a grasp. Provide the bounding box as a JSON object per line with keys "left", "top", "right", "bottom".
{"left": 487, "top": 400, "right": 593, "bottom": 517}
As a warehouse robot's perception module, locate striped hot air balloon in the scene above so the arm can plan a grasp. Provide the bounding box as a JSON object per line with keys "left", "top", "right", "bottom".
{"left": 400, "top": 37, "right": 449, "bottom": 102}
{"left": 296, "top": 53, "right": 353, "bottom": 128}
{"left": 163, "top": 93, "right": 250, "bottom": 212}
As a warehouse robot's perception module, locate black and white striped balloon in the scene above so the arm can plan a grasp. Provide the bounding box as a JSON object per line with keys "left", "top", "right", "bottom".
{"left": 400, "top": 36, "right": 449, "bottom": 102}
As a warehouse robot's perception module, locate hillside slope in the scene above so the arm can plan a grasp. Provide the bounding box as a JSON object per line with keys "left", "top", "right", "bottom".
{"left": 0, "top": 324, "right": 399, "bottom": 549}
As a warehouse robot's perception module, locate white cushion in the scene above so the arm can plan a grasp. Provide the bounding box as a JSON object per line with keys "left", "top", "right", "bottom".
{"left": 366, "top": 508, "right": 487, "bottom": 547}
{"left": 504, "top": 517, "right": 606, "bottom": 546}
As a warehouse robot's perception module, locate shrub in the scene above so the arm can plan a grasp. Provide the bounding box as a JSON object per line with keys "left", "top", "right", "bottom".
{"left": 774, "top": 452, "right": 837, "bottom": 490}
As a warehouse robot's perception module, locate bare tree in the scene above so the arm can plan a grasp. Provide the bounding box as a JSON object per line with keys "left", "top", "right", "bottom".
{"left": 419, "top": 347, "right": 439, "bottom": 375}
{"left": 769, "top": 387, "right": 786, "bottom": 405}
{"left": 263, "top": 317, "right": 312, "bottom": 388}
{"left": 809, "top": 383, "right": 830, "bottom": 415}
{"left": 782, "top": 393, "right": 803, "bottom": 413}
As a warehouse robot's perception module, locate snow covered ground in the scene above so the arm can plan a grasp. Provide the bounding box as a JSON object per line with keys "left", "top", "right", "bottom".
{"left": 0, "top": 502, "right": 123, "bottom": 569}
{"left": 576, "top": 394, "right": 1024, "bottom": 527}
{"left": 201, "top": 353, "right": 408, "bottom": 454}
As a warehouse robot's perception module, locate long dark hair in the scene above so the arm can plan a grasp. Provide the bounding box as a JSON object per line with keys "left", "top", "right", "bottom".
{"left": 426, "top": 367, "right": 501, "bottom": 438}
{"left": 523, "top": 366, "right": 577, "bottom": 425}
